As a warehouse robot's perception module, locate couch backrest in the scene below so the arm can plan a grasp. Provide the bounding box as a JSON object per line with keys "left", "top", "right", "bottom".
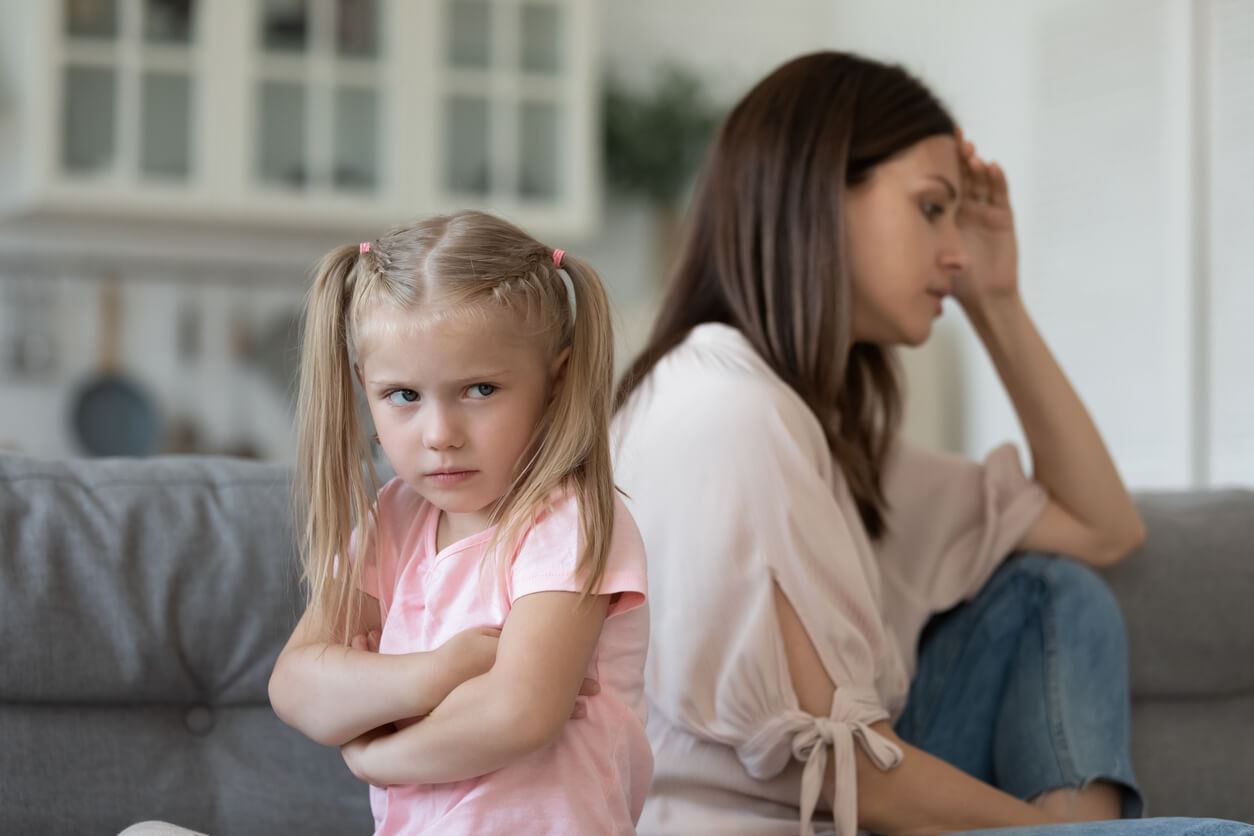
{"left": 0, "top": 453, "right": 369, "bottom": 835}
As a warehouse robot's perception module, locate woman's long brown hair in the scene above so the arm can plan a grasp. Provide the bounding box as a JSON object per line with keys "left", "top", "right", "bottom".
{"left": 614, "top": 52, "right": 955, "bottom": 538}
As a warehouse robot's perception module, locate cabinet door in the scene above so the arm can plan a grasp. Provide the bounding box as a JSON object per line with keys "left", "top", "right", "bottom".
{"left": 252, "top": 0, "right": 384, "bottom": 196}
{"left": 58, "top": 0, "right": 199, "bottom": 183}
{"left": 425, "top": 0, "right": 599, "bottom": 234}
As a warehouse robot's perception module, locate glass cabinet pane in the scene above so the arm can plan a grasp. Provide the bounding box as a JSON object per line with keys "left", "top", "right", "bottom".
{"left": 336, "top": 0, "right": 379, "bottom": 58}
{"left": 141, "top": 72, "right": 192, "bottom": 177}
{"left": 334, "top": 87, "right": 377, "bottom": 190}
{"left": 520, "top": 4, "right": 561, "bottom": 74}
{"left": 257, "top": 81, "right": 306, "bottom": 187}
{"left": 519, "top": 101, "right": 560, "bottom": 199}
{"left": 63, "top": 66, "right": 117, "bottom": 173}
{"left": 262, "top": 0, "right": 309, "bottom": 53}
{"left": 144, "top": 0, "right": 195, "bottom": 44}
{"left": 445, "top": 96, "right": 490, "bottom": 195}
{"left": 65, "top": 0, "right": 119, "bottom": 38}
{"left": 447, "top": 0, "right": 491, "bottom": 69}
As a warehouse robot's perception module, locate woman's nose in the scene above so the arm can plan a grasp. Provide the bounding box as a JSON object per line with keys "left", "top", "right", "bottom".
{"left": 940, "top": 226, "right": 969, "bottom": 275}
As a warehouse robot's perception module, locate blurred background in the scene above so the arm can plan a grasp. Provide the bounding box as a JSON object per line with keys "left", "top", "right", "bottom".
{"left": 0, "top": 0, "right": 1249, "bottom": 489}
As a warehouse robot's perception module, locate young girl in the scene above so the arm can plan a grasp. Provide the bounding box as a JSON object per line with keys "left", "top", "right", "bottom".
{"left": 268, "top": 211, "right": 652, "bottom": 835}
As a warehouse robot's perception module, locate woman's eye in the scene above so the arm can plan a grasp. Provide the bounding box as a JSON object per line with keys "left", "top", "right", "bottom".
{"left": 921, "top": 202, "right": 944, "bottom": 222}
{"left": 386, "top": 389, "right": 419, "bottom": 405}
{"left": 469, "top": 383, "right": 496, "bottom": 399}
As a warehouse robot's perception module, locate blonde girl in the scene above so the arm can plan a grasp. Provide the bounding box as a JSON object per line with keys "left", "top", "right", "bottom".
{"left": 269, "top": 211, "right": 652, "bottom": 835}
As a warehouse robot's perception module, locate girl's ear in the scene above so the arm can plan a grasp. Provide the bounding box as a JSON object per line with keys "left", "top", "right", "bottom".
{"left": 548, "top": 346, "right": 571, "bottom": 403}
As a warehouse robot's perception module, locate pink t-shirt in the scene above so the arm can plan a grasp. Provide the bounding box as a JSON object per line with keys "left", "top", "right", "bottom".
{"left": 359, "top": 478, "right": 652, "bottom": 835}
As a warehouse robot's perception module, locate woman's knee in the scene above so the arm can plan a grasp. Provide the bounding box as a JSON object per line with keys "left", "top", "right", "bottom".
{"left": 1000, "top": 551, "right": 1128, "bottom": 645}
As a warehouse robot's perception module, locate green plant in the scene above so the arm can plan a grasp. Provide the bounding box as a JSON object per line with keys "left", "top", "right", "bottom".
{"left": 602, "top": 66, "right": 722, "bottom": 208}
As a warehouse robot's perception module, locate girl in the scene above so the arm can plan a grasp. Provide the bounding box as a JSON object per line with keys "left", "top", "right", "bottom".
{"left": 269, "top": 211, "right": 652, "bottom": 835}
{"left": 611, "top": 52, "right": 1251, "bottom": 836}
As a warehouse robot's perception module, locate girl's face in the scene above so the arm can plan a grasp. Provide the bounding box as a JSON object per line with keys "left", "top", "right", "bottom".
{"left": 844, "top": 134, "right": 970, "bottom": 346}
{"left": 357, "top": 304, "right": 567, "bottom": 540}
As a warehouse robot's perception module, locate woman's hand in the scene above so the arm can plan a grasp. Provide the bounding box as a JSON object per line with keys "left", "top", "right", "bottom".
{"left": 953, "top": 127, "right": 1020, "bottom": 305}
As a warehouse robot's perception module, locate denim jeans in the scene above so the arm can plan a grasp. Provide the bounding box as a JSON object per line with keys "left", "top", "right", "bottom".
{"left": 894, "top": 553, "right": 1253, "bottom": 836}
{"left": 896, "top": 552, "right": 1142, "bottom": 816}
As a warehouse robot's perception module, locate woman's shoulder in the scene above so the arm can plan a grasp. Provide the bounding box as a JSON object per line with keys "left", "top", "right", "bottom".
{"left": 624, "top": 324, "right": 806, "bottom": 419}
{"left": 616, "top": 323, "right": 825, "bottom": 458}
{"left": 660, "top": 322, "right": 779, "bottom": 381}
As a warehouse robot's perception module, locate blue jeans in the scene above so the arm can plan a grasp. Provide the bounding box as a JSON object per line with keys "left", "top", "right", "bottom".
{"left": 894, "top": 553, "right": 1251, "bottom": 836}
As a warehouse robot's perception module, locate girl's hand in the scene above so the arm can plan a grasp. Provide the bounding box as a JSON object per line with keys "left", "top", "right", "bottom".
{"left": 571, "top": 678, "right": 601, "bottom": 719}
{"left": 953, "top": 127, "right": 1020, "bottom": 305}
{"left": 341, "top": 724, "right": 393, "bottom": 787}
{"left": 437, "top": 625, "right": 502, "bottom": 686}
{"left": 434, "top": 626, "right": 600, "bottom": 718}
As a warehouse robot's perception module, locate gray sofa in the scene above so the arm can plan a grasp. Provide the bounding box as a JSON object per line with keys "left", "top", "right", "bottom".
{"left": 1, "top": 452, "right": 1251, "bottom": 835}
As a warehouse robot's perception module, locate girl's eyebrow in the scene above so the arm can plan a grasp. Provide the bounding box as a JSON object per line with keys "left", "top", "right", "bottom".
{"left": 365, "top": 369, "right": 514, "bottom": 388}
{"left": 449, "top": 368, "right": 513, "bottom": 385}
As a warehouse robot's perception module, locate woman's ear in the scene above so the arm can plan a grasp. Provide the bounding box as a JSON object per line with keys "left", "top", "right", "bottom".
{"left": 548, "top": 346, "right": 571, "bottom": 403}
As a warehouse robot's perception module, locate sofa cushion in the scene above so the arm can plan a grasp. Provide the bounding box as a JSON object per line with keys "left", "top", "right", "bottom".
{"left": 1106, "top": 490, "right": 1254, "bottom": 699}
{"left": 0, "top": 453, "right": 369, "bottom": 835}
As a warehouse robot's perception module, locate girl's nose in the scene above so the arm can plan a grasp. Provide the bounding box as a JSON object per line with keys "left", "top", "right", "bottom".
{"left": 423, "top": 406, "right": 462, "bottom": 450}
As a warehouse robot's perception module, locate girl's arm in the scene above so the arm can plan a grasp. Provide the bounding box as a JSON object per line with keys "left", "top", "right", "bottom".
{"left": 268, "top": 595, "right": 499, "bottom": 747}
{"left": 340, "top": 590, "right": 609, "bottom": 786}
{"left": 954, "top": 132, "right": 1145, "bottom": 568}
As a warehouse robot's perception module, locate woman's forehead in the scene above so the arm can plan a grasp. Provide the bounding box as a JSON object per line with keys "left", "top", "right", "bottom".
{"left": 889, "top": 134, "right": 961, "bottom": 185}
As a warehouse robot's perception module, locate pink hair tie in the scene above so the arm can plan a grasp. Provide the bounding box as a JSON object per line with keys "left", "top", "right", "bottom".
{"left": 359, "top": 242, "right": 371, "bottom": 254}
{"left": 552, "top": 248, "right": 565, "bottom": 268}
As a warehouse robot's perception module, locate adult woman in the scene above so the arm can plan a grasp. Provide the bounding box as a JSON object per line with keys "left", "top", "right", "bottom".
{"left": 611, "top": 52, "right": 1248, "bottom": 836}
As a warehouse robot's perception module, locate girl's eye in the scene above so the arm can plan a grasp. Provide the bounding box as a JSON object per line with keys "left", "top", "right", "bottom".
{"left": 469, "top": 383, "right": 496, "bottom": 399}
{"left": 920, "top": 201, "right": 944, "bottom": 222}
{"left": 386, "top": 389, "right": 419, "bottom": 405}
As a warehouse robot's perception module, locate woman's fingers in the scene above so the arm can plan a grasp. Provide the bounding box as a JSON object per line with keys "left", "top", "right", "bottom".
{"left": 986, "top": 161, "right": 1010, "bottom": 206}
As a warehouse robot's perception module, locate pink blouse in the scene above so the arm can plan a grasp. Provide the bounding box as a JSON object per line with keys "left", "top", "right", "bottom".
{"left": 611, "top": 323, "right": 1047, "bottom": 836}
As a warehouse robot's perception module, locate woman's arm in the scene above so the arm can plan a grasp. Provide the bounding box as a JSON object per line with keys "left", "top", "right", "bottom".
{"left": 963, "top": 294, "right": 1145, "bottom": 566}
{"left": 340, "top": 590, "right": 609, "bottom": 786}
{"left": 955, "top": 132, "right": 1145, "bottom": 567}
{"left": 268, "top": 596, "right": 499, "bottom": 746}
{"left": 774, "top": 585, "right": 1059, "bottom": 835}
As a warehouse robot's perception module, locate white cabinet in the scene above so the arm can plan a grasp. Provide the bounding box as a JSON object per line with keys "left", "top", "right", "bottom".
{"left": 0, "top": 0, "right": 600, "bottom": 254}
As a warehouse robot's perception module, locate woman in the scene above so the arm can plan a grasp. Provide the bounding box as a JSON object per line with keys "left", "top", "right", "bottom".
{"left": 612, "top": 52, "right": 1248, "bottom": 836}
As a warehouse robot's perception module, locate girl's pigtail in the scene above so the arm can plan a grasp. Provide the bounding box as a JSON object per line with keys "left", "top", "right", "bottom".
{"left": 294, "top": 245, "right": 375, "bottom": 643}
{"left": 549, "top": 254, "right": 616, "bottom": 600}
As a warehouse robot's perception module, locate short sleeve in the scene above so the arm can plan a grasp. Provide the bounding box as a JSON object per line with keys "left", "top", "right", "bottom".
{"left": 612, "top": 327, "right": 903, "bottom": 836}
{"left": 878, "top": 441, "right": 1049, "bottom": 615}
{"left": 508, "top": 492, "right": 648, "bottom": 616}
